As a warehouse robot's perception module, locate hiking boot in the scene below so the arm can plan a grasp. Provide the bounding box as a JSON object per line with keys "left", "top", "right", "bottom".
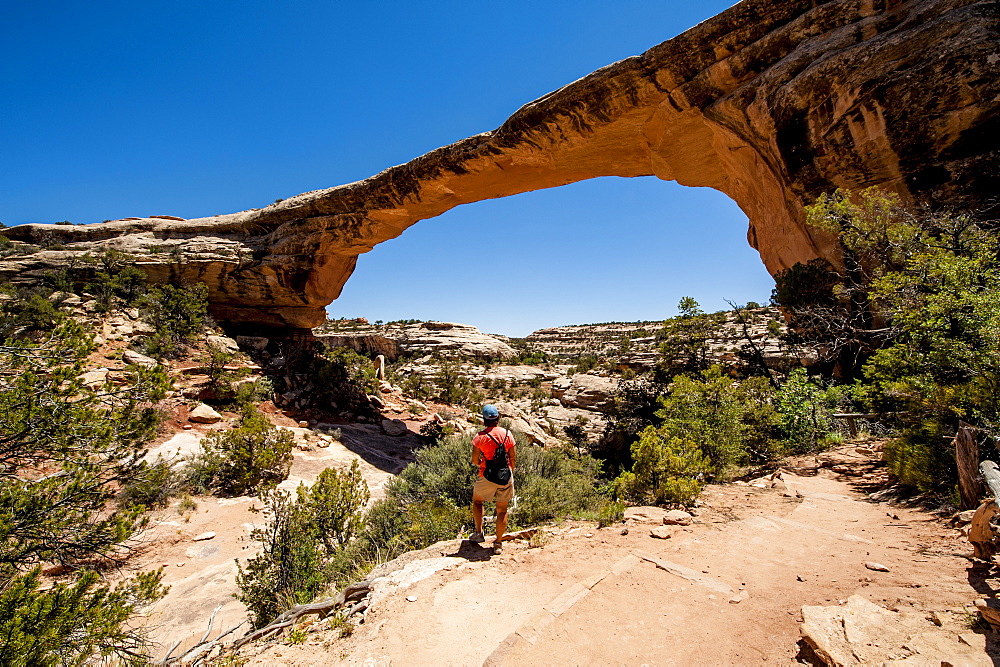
{"left": 469, "top": 531, "right": 485, "bottom": 543}
{"left": 493, "top": 539, "right": 503, "bottom": 554}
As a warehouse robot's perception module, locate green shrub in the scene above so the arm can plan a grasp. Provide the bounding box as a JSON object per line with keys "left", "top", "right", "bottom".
{"left": 302, "top": 461, "right": 370, "bottom": 552}
{"left": 611, "top": 428, "right": 710, "bottom": 505}
{"left": 656, "top": 297, "right": 726, "bottom": 380}
{"left": 235, "top": 462, "right": 370, "bottom": 628}
{"left": 775, "top": 368, "right": 844, "bottom": 453}
{"left": 655, "top": 367, "right": 780, "bottom": 474}
{"left": 0, "top": 320, "right": 169, "bottom": 663}
{"left": 235, "top": 489, "right": 330, "bottom": 628}
{"left": 138, "top": 283, "right": 209, "bottom": 358}
{"left": 882, "top": 419, "right": 955, "bottom": 491}
{"left": 596, "top": 376, "right": 671, "bottom": 476}
{"left": 234, "top": 376, "right": 274, "bottom": 405}
{"left": 300, "top": 344, "right": 377, "bottom": 415}
{"left": 0, "top": 568, "right": 167, "bottom": 666}
{"left": 0, "top": 290, "right": 65, "bottom": 338}
{"left": 433, "top": 361, "right": 476, "bottom": 405}
{"left": 85, "top": 251, "right": 148, "bottom": 312}
{"left": 387, "top": 428, "right": 615, "bottom": 532}
{"left": 200, "top": 343, "right": 250, "bottom": 403}
{"left": 185, "top": 404, "right": 293, "bottom": 496}
{"left": 118, "top": 457, "right": 181, "bottom": 510}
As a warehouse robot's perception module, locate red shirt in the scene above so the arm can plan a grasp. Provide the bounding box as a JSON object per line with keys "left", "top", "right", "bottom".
{"left": 473, "top": 426, "right": 515, "bottom": 477}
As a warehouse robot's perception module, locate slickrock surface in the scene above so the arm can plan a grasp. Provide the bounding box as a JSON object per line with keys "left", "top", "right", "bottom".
{"left": 3, "top": 0, "right": 996, "bottom": 328}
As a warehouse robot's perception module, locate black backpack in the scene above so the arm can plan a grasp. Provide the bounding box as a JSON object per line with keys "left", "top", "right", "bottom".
{"left": 483, "top": 430, "right": 512, "bottom": 486}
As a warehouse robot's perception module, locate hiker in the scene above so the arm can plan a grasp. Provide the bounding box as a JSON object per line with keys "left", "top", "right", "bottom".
{"left": 470, "top": 404, "right": 516, "bottom": 553}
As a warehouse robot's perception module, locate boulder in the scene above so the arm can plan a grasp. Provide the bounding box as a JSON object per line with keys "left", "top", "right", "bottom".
{"left": 541, "top": 404, "right": 607, "bottom": 441}
{"left": 207, "top": 335, "right": 239, "bottom": 353}
{"left": 381, "top": 419, "right": 408, "bottom": 436}
{"left": 189, "top": 404, "right": 223, "bottom": 424}
{"left": 551, "top": 374, "right": 618, "bottom": 412}
{"left": 122, "top": 350, "right": 158, "bottom": 368}
{"left": 491, "top": 402, "right": 549, "bottom": 446}
{"left": 235, "top": 335, "right": 269, "bottom": 351}
{"left": 80, "top": 368, "right": 109, "bottom": 388}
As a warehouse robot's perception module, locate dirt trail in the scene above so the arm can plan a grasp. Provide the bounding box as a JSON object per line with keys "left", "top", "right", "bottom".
{"left": 241, "top": 448, "right": 992, "bottom": 666}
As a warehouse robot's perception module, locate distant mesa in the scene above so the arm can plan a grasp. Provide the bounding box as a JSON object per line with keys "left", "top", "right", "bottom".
{"left": 2, "top": 0, "right": 996, "bottom": 329}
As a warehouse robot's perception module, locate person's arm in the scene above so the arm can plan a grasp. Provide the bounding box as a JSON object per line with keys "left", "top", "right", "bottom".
{"left": 472, "top": 441, "right": 482, "bottom": 469}
{"left": 507, "top": 431, "right": 516, "bottom": 470}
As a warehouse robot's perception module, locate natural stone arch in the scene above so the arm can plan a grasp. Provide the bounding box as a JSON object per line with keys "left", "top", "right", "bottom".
{"left": 2, "top": 0, "right": 997, "bottom": 330}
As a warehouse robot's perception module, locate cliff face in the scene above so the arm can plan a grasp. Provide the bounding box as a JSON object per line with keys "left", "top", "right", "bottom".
{"left": 3, "top": 0, "right": 997, "bottom": 329}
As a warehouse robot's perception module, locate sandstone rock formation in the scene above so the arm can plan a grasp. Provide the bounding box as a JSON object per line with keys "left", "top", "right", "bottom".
{"left": 551, "top": 374, "right": 619, "bottom": 413}
{"left": 317, "top": 321, "right": 515, "bottom": 360}
{"left": 2, "top": 0, "right": 996, "bottom": 329}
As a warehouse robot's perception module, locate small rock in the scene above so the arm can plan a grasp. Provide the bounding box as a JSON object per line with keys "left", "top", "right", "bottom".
{"left": 952, "top": 509, "right": 977, "bottom": 525}
{"left": 864, "top": 562, "right": 890, "bottom": 572}
{"left": 368, "top": 394, "right": 385, "bottom": 409}
{"left": 176, "top": 562, "right": 185, "bottom": 567}
{"left": 797, "top": 575, "right": 806, "bottom": 582}
{"left": 189, "top": 404, "right": 223, "bottom": 424}
{"left": 298, "top": 420, "right": 309, "bottom": 427}
{"left": 662, "top": 510, "right": 693, "bottom": 526}
{"left": 182, "top": 424, "right": 193, "bottom": 430}
{"left": 729, "top": 595, "right": 744, "bottom": 604}
{"left": 406, "top": 596, "right": 417, "bottom": 602}
{"left": 620, "top": 528, "right": 629, "bottom": 535}
{"left": 192, "top": 532, "right": 216, "bottom": 542}
{"left": 316, "top": 440, "right": 329, "bottom": 448}
{"left": 650, "top": 526, "right": 675, "bottom": 539}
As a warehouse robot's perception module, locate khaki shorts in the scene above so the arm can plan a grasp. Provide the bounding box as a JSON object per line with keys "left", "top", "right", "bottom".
{"left": 473, "top": 475, "right": 514, "bottom": 504}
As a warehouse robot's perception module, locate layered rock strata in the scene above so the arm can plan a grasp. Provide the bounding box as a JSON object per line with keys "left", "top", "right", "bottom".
{"left": 316, "top": 321, "right": 515, "bottom": 360}
{"left": 2, "top": 0, "right": 996, "bottom": 328}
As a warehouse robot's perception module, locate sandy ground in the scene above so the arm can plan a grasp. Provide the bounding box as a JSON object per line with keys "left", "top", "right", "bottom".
{"left": 235, "top": 448, "right": 990, "bottom": 666}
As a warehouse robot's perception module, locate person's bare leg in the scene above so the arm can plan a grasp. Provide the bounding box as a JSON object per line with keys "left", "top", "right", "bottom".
{"left": 471, "top": 497, "right": 485, "bottom": 537}
{"left": 494, "top": 500, "right": 509, "bottom": 546}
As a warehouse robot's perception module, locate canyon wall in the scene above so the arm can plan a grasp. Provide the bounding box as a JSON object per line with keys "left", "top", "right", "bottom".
{"left": 2, "top": 0, "right": 997, "bottom": 329}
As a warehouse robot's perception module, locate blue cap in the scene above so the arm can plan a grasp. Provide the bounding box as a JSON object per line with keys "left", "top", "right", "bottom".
{"left": 482, "top": 404, "right": 499, "bottom": 420}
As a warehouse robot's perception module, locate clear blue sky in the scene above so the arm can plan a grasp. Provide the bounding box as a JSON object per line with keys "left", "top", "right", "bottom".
{"left": 1, "top": 0, "right": 774, "bottom": 337}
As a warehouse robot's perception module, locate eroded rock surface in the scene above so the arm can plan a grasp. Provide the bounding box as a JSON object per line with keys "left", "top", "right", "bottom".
{"left": 551, "top": 374, "right": 619, "bottom": 413}
{"left": 2, "top": 0, "right": 996, "bottom": 328}
{"left": 317, "top": 321, "right": 515, "bottom": 360}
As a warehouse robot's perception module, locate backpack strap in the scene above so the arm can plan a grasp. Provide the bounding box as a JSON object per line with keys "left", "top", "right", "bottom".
{"left": 484, "top": 429, "right": 512, "bottom": 461}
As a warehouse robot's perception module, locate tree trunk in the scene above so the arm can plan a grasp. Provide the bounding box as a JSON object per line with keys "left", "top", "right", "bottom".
{"left": 956, "top": 422, "right": 983, "bottom": 511}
